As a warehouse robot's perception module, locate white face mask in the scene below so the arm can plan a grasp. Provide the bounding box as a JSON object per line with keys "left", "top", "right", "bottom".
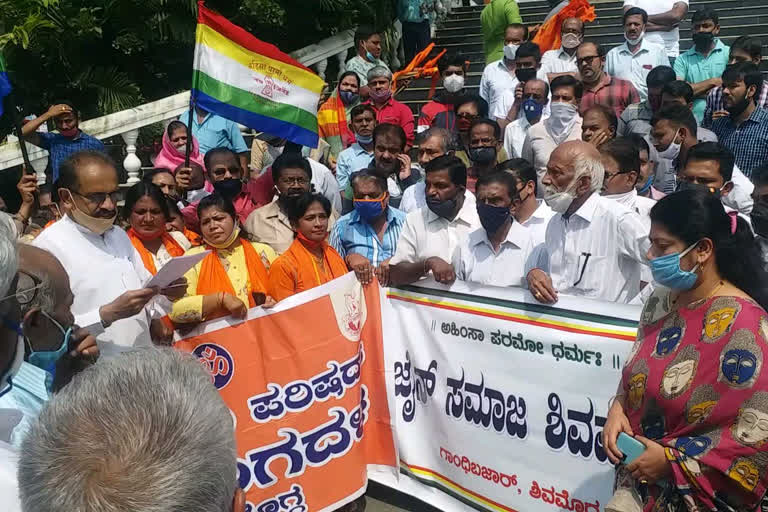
{"left": 561, "top": 33, "right": 582, "bottom": 49}
{"left": 443, "top": 74, "right": 465, "bottom": 93}
{"left": 544, "top": 102, "right": 580, "bottom": 144}
{"left": 503, "top": 43, "right": 519, "bottom": 61}
{"left": 542, "top": 176, "right": 582, "bottom": 214}
{"left": 657, "top": 130, "right": 682, "bottom": 160}
{"left": 625, "top": 30, "right": 645, "bottom": 46}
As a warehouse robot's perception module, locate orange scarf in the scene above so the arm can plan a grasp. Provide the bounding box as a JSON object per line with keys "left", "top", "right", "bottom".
{"left": 196, "top": 239, "right": 269, "bottom": 308}
{"left": 287, "top": 237, "right": 348, "bottom": 291}
{"left": 183, "top": 228, "right": 203, "bottom": 247}
{"left": 127, "top": 228, "right": 185, "bottom": 275}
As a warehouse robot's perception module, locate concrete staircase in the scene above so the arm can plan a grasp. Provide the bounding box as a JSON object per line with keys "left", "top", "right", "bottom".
{"left": 398, "top": 0, "right": 768, "bottom": 122}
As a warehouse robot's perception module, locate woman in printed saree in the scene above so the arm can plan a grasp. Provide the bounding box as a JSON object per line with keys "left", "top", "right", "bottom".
{"left": 603, "top": 189, "right": 768, "bottom": 512}
{"left": 268, "top": 192, "right": 348, "bottom": 302}
{"left": 317, "top": 71, "right": 361, "bottom": 163}
{"left": 170, "top": 193, "right": 277, "bottom": 324}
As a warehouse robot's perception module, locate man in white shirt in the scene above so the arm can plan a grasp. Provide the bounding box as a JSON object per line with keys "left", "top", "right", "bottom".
{"left": 504, "top": 79, "right": 549, "bottom": 160}
{"left": 527, "top": 141, "right": 650, "bottom": 303}
{"left": 390, "top": 155, "right": 481, "bottom": 285}
{"left": 497, "top": 158, "right": 556, "bottom": 247}
{"left": 33, "top": 151, "right": 182, "bottom": 357}
{"left": 540, "top": 17, "right": 583, "bottom": 82}
{"left": 455, "top": 172, "right": 535, "bottom": 286}
{"left": 606, "top": 8, "right": 670, "bottom": 101}
{"left": 622, "top": 0, "right": 689, "bottom": 57}
{"left": 522, "top": 76, "right": 584, "bottom": 188}
{"left": 479, "top": 24, "right": 528, "bottom": 121}
{"left": 599, "top": 137, "right": 657, "bottom": 223}
{"left": 493, "top": 42, "right": 550, "bottom": 129}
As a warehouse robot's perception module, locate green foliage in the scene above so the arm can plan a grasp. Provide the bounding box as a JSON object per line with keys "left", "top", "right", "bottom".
{"left": 0, "top": 0, "right": 396, "bottom": 121}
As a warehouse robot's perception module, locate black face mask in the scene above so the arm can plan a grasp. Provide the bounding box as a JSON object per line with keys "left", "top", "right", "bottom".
{"left": 752, "top": 200, "right": 768, "bottom": 237}
{"left": 468, "top": 146, "right": 497, "bottom": 165}
{"left": 692, "top": 31, "right": 715, "bottom": 51}
{"left": 515, "top": 68, "right": 537, "bottom": 83}
{"left": 427, "top": 195, "right": 458, "bottom": 220}
{"left": 676, "top": 180, "right": 721, "bottom": 199}
{"left": 213, "top": 178, "right": 242, "bottom": 200}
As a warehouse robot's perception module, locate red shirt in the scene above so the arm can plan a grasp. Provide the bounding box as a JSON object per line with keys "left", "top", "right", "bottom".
{"left": 365, "top": 98, "right": 415, "bottom": 146}
{"left": 419, "top": 98, "right": 454, "bottom": 128}
{"left": 580, "top": 73, "right": 640, "bottom": 120}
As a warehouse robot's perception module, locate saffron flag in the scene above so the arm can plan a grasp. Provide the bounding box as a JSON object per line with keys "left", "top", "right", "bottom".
{"left": 0, "top": 53, "right": 11, "bottom": 118}
{"left": 193, "top": 3, "right": 325, "bottom": 147}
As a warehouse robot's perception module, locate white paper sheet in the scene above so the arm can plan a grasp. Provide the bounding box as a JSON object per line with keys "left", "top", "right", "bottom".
{"left": 144, "top": 251, "right": 210, "bottom": 289}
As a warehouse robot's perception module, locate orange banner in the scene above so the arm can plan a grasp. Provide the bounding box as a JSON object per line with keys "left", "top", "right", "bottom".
{"left": 175, "top": 274, "right": 397, "bottom": 511}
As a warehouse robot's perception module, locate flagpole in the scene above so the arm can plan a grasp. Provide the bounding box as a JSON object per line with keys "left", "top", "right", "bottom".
{"left": 7, "top": 91, "right": 32, "bottom": 173}
{"left": 184, "top": 96, "right": 194, "bottom": 168}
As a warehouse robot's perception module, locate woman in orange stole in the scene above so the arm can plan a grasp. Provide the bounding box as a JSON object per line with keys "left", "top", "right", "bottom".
{"left": 171, "top": 194, "right": 277, "bottom": 324}
{"left": 269, "top": 192, "right": 348, "bottom": 302}
{"left": 166, "top": 197, "right": 203, "bottom": 247}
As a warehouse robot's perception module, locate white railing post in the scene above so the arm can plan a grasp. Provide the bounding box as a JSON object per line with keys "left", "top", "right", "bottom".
{"left": 314, "top": 58, "right": 329, "bottom": 81}
{"left": 336, "top": 50, "right": 347, "bottom": 77}
{"left": 30, "top": 157, "right": 47, "bottom": 186}
{"left": 121, "top": 129, "right": 141, "bottom": 184}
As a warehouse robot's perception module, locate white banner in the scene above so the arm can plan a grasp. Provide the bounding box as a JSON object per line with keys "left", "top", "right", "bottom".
{"left": 371, "top": 280, "right": 642, "bottom": 512}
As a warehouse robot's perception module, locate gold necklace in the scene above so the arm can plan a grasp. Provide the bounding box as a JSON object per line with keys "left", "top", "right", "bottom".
{"left": 673, "top": 280, "right": 725, "bottom": 307}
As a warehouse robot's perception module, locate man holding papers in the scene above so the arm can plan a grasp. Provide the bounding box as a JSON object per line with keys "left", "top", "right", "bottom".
{"left": 33, "top": 151, "right": 186, "bottom": 357}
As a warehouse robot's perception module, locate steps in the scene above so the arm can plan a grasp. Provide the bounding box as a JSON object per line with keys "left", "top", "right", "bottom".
{"left": 398, "top": 0, "right": 768, "bottom": 120}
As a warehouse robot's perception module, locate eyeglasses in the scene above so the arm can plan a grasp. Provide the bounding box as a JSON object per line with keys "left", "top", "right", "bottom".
{"left": 279, "top": 177, "right": 310, "bottom": 186}
{"left": 604, "top": 171, "right": 628, "bottom": 181}
{"left": 70, "top": 189, "right": 120, "bottom": 205}
{"left": 456, "top": 113, "right": 480, "bottom": 120}
{"left": 577, "top": 55, "right": 600, "bottom": 66}
{"left": 0, "top": 271, "right": 43, "bottom": 306}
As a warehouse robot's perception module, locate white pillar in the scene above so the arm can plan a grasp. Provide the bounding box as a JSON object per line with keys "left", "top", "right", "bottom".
{"left": 314, "top": 58, "right": 329, "bottom": 81}
{"left": 30, "top": 156, "right": 47, "bottom": 186}
{"left": 336, "top": 50, "right": 347, "bottom": 78}
{"left": 121, "top": 129, "right": 141, "bottom": 184}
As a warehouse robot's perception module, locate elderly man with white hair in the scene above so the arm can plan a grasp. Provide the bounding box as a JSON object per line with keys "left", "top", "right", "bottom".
{"left": 526, "top": 140, "right": 650, "bottom": 304}
{"left": 17, "top": 348, "right": 244, "bottom": 512}
{"left": 364, "top": 66, "right": 415, "bottom": 148}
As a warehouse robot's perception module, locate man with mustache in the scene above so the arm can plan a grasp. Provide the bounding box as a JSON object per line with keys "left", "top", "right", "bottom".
{"left": 32, "top": 150, "right": 184, "bottom": 357}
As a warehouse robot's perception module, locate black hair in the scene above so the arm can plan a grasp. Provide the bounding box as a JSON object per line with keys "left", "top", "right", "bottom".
{"left": 578, "top": 41, "right": 606, "bottom": 58}
{"left": 628, "top": 133, "right": 650, "bottom": 155}
{"left": 52, "top": 99, "right": 78, "bottom": 119}
{"left": 722, "top": 62, "right": 763, "bottom": 104}
{"left": 354, "top": 25, "right": 378, "bottom": 48}
{"left": 197, "top": 192, "right": 237, "bottom": 221}
{"left": 692, "top": 7, "right": 719, "bottom": 24}
{"left": 337, "top": 70, "right": 360, "bottom": 89}
{"left": 583, "top": 104, "right": 618, "bottom": 133}
{"left": 58, "top": 150, "right": 116, "bottom": 194}
{"left": 623, "top": 7, "right": 648, "bottom": 23}
{"left": 373, "top": 123, "right": 407, "bottom": 151}
{"left": 505, "top": 23, "right": 529, "bottom": 40}
{"left": 469, "top": 118, "right": 502, "bottom": 141}
{"left": 662, "top": 80, "right": 694, "bottom": 103}
{"left": 438, "top": 53, "right": 467, "bottom": 74}
{"left": 646, "top": 66, "right": 676, "bottom": 89}
{"left": 516, "top": 41, "right": 542, "bottom": 63}
{"left": 497, "top": 158, "right": 537, "bottom": 195}
{"left": 287, "top": 192, "right": 331, "bottom": 224}
{"left": 599, "top": 137, "right": 640, "bottom": 175}
{"left": 686, "top": 142, "right": 735, "bottom": 181}
{"left": 203, "top": 147, "right": 238, "bottom": 172}
{"left": 651, "top": 104, "right": 697, "bottom": 139}
{"left": 476, "top": 172, "right": 519, "bottom": 199}
{"left": 424, "top": 155, "right": 467, "bottom": 188}
{"left": 166, "top": 120, "right": 187, "bottom": 139}
{"left": 272, "top": 153, "right": 312, "bottom": 183}
{"left": 350, "top": 170, "right": 388, "bottom": 195}
{"left": 651, "top": 188, "right": 768, "bottom": 310}
{"left": 453, "top": 94, "right": 490, "bottom": 118}
{"left": 753, "top": 164, "right": 768, "bottom": 188}
{"left": 166, "top": 196, "right": 182, "bottom": 218}
{"left": 350, "top": 104, "right": 377, "bottom": 121}
{"left": 731, "top": 36, "right": 763, "bottom": 61}
{"left": 550, "top": 75, "right": 583, "bottom": 100}
{"left": 123, "top": 181, "right": 170, "bottom": 221}
{"left": 142, "top": 168, "right": 175, "bottom": 184}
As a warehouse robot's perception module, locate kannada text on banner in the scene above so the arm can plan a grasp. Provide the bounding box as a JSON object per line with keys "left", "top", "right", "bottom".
{"left": 175, "top": 273, "right": 398, "bottom": 512}
{"left": 373, "top": 279, "right": 641, "bottom": 512}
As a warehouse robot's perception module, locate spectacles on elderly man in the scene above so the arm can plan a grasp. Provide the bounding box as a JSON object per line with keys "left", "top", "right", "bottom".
{"left": 0, "top": 271, "right": 44, "bottom": 306}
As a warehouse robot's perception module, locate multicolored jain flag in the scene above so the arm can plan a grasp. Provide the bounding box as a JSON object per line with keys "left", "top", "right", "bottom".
{"left": 0, "top": 53, "right": 12, "bottom": 118}
{"left": 193, "top": 3, "right": 326, "bottom": 147}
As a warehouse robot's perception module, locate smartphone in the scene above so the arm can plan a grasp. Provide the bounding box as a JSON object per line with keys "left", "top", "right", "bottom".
{"left": 617, "top": 433, "right": 646, "bottom": 465}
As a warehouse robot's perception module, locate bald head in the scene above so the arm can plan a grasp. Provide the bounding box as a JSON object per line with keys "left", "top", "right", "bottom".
{"left": 562, "top": 17, "right": 584, "bottom": 34}
{"left": 554, "top": 140, "right": 601, "bottom": 162}
{"left": 544, "top": 140, "right": 604, "bottom": 203}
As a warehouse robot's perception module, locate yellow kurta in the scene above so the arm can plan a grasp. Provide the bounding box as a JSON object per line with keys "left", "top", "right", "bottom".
{"left": 170, "top": 241, "right": 277, "bottom": 323}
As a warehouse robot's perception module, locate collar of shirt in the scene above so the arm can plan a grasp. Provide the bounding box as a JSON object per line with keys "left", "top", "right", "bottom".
{"left": 64, "top": 212, "right": 117, "bottom": 239}
{"left": 585, "top": 72, "right": 613, "bottom": 94}
{"left": 496, "top": 58, "right": 514, "bottom": 73}
{"left": 618, "top": 38, "right": 652, "bottom": 56}
{"left": 366, "top": 98, "right": 394, "bottom": 110}
{"left": 349, "top": 206, "right": 404, "bottom": 227}
{"left": 265, "top": 197, "right": 289, "bottom": 223}
{"left": 471, "top": 220, "right": 529, "bottom": 251}
{"left": 530, "top": 199, "right": 553, "bottom": 221}
{"left": 557, "top": 48, "right": 576, "bottom": 61}
{"left": 569, "top": 192, "right": 599, "bottom": 223}
{"left": 426, "top": 194, "right": 477, "bottom": 226}
{"left": 349, "top": 143, "right": 372, "bottom": 157}
{"left": 744, "top": 105, "right": 768, "bottom": 124}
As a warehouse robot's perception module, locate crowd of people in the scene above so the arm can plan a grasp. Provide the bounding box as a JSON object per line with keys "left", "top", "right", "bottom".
{"left": 2, "top": 0, "right": 768, "bottom": 510}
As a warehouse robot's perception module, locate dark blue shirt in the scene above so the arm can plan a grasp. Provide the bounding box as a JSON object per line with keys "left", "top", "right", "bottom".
{"left": 712, "top": 107, "right": 768, "bottom": 179}
{"left": 39, "top": 131, "right": 106, "bottom": 182}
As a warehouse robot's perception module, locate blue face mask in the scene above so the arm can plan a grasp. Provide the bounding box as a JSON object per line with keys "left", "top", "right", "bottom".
{"left": 477, "top": 201, "right": 511, "bottom": 234}
{"left": 522, "top": 98, "right": 544, "bottom": 123}
{"left": 649, "top": 241, "right": 700, "bottom": 290}
{"left": 27, "top": 311, "right": 71, "bottom": 375}
{"left": 637, "top": 173, "right": 654, "bottom": 195}
{"left": 354, "top": 194, "right": 387, "bottom": 222}
{"left": 356, "top": 133, "right": 373, "bottom": 145}
{"left": 339, "top": 91, "right": 359, "bottom": 105}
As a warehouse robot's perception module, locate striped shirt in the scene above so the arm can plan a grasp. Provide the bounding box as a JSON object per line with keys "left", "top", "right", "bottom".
{"left": 712, "top": 107, "right": 768, "bottom": 179}
{"left": 580, "top": 73, "right": 640, "bottom": 120}
{"left": 704, "top": 81, "right": 768, "bottom": 128}
{"left": 529, "top": 193, "right": 650, "bottom": 303}
{"left": 329, "top": 206, "right": 407, "bottom": 266}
